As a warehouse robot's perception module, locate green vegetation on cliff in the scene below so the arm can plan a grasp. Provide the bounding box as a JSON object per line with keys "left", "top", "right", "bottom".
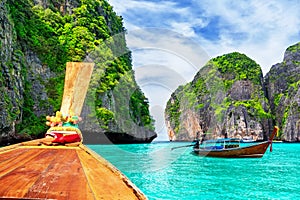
{"left": 265, "top": 42, "right": 300, "bottom": 140}
{"left": 165, "top": 93, "right": 181, "bottom": 134}
{"left": 286, "top": 42, "right": 300, "bottom": 53}
{"left": 165, "top": 52, "right": 271, "bottom": 139}
{"left": 209, "top": 53, "right": 268, "bottom": 121}
{"left": 6, "top": 0, "right": 154, "bottom": 136}
{"left": 212, "top": 52, "right": 262, "bottom": 87}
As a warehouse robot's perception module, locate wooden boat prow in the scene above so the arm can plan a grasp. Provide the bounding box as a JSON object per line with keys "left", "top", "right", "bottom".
{"left": 193, "top": 126, "right": 279, "bottom": 158}
{"left": 0, "top": 62, "right": 147, "bottom": 199}
{"left": 60, "top": 62, "right": 94, "bottom": 117}
{"left": 0, "top": 140, "right": 146, "bottom": 199}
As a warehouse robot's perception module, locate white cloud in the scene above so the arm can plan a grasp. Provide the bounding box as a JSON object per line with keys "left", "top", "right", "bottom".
{"left": 126, "top": 28, "right": 210, "bottom": 79}
{"left": 193, "top": 0, "right": 300, "bottom": 72}
{"left": 169, "top": 22, "right": 196, "bottom": 37}
{"left": 113, "top": 0, "right": 177, "bottom": 12}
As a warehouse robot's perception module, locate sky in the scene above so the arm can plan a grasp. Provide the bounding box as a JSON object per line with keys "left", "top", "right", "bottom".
{"left": 107, "top": 0, "right": 300, "bottom": 141}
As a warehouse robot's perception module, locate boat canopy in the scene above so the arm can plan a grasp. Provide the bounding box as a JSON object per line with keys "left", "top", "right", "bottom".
{"left": 204, "top": 138, "right": 241, "bottom": 143}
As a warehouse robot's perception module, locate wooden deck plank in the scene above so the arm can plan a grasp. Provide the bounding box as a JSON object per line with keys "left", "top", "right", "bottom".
{"left": 0, "top": 148, "right": 57, "bottom": 198}
{"left": 24, "top": 149, "right": 94, "bottom": 200}
{"left": 0, "top": 148, "right": 31, "bottom": 164}
{"left": 0, "top": 148, "right": 48, "bottom": 177}
{"left": 0, "top": 145, "right": 147, "bottom": 199}
{"left": 77, "top": 146, "right": 146, "bottom": 200}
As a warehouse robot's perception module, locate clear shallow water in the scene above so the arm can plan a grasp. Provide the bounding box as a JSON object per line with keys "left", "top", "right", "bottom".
{"left": 88, "top": 142, "right": 300, "bottom": 200}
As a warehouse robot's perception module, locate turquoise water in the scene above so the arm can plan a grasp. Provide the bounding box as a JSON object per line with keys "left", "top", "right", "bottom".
{"left": 88, "top": 142, "right": 300, "bottom": 200}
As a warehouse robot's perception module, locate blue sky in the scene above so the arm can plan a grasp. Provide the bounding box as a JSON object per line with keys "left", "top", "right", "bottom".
{"left": 108, "top": 0, "right": 300, "bottom": 140}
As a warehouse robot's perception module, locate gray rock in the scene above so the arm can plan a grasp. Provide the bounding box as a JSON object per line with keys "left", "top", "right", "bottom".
{"left": 265, "top": 42, "right": 300, "bottom": 141}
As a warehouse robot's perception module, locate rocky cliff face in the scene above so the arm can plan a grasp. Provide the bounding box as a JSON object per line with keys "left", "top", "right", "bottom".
{"left": 80, "top": 70, "right": 157, "bottom": 144}
{"left": 165, "top": 52, "right": 272, "bottom": 141}
{"left": 0, "top": 0, "right": 20, "bottom": 143}
{"left": 0, "top": 0, "right": 156, "bottom": 145}
{"left": 0, "top": 0, "right": 53, "bottom": 144}
{"left": 166, "top": 43, "right": 300, "bottom": 142}
{"left": 265, "top": 42, "right": 300, "bottom": 141}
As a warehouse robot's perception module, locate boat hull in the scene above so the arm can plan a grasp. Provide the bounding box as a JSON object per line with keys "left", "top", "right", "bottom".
{"left": 193, "top": 141, "right": 270, "bottom": 158}
{"left": 0, "top": 140, "right": 147, "bottom": 199}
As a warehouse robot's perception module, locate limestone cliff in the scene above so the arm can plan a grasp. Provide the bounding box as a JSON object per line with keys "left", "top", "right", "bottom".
{"left": 166, "top": 43, "right": 300, "bottom": 142}
{"left": 165, "top": 52, "right": 272, "bottom": 141}
{"left": 0, "top": 0, "right": 156, "bottom": 145}
{"left": 265, "top": 42, "right": 300, "bottom": 141}
{"left": 0, "top": 0, "right": 25, "bottom": 143}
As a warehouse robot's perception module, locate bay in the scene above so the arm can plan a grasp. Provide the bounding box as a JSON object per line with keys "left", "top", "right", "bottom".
{"left": 87, "top": 142, "right": 300, "bottom": 200}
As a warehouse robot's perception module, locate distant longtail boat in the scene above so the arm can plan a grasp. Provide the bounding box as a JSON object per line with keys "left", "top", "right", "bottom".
{"left": 0, "top": 62, "right": 147, "bottom": 199}
{"left": 193, "top": 126, "right": 279, "bottom": 158}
